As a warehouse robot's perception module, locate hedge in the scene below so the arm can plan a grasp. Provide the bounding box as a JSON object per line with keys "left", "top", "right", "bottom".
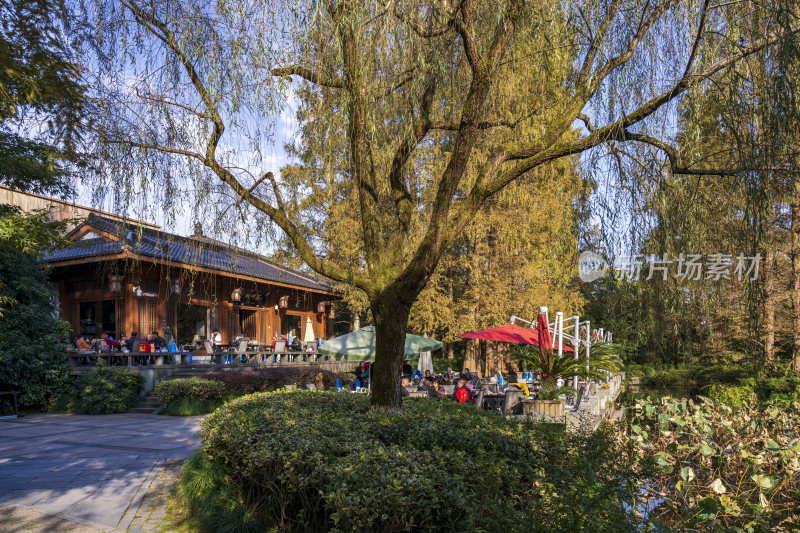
{"left": 155, "top": 378, "right": 226, "bottom": 404}
{"left": 202, "top": 367, "right": 343, "bottom": 395}
{"left": 186, "top": 391, "right": 635, "bottom": 532}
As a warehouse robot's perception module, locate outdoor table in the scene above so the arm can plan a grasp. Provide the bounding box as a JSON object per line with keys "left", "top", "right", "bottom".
{"left": 478, "top": 392, "right": 505, "bottom": 410}
{"left": 507, "top": 382, "right": 530, "bottom": 396}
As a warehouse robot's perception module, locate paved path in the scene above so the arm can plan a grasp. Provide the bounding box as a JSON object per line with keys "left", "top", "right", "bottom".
{"left": 0, "top": 413, "right": 205, "bottom": 531}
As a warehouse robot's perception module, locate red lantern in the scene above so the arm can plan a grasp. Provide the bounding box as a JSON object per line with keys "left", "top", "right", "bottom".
{"left": 278, "top": 295, "right": 289, "bottom": 309}
{"left": 317, "top": 301, "right": 326, "bottom": 314}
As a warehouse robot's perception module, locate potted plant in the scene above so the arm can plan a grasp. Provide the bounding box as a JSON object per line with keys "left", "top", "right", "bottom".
{"left": 513, "top": 340, "right": 623, "bottom": 391}
{"left": 531, "top": 382, "right": 576, "bottom": 416}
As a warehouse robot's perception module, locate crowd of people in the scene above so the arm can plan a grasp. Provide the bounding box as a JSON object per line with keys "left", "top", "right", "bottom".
{"left": 70, "top": 328, "right": 180, "bottom": 364}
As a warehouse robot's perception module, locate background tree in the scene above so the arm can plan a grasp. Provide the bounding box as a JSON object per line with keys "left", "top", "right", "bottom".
{"left": 0, "top": 0, "right": 87, "bottom": 196}
{"left": 88, "top": 0, "right": 800, "bottom": 409}
{"left": 0, "top": 206, "right": 71, "bottom": 408}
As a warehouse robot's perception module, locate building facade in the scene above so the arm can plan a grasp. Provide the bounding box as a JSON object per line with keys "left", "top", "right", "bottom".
{"left": 44, "top": 214, "right": 340, "bottom": 345}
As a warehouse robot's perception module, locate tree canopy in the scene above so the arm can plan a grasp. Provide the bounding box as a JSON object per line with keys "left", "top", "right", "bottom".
{"left": 86, "top": 0, "right": 800, "bottom": 408}
{"left": 0, "top": 0, "right": 87, "bottom": 196}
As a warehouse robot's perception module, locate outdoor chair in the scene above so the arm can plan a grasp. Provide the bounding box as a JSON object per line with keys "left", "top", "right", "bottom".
{"left": 235, "top": 338, "right": 249, "bottom": 363}
{"left": 474, "top": 389, "right": 485, "bottom": 409}
{"left": 273, "top": 340, "right": 287, "bottom": 363}
{"left": 203, "top": 339, "right": 221, "bottom": 364}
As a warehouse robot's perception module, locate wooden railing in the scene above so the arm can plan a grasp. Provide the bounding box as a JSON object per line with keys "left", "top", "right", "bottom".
{"left": 64, "top": 349, "right": 331, "bottom": 367}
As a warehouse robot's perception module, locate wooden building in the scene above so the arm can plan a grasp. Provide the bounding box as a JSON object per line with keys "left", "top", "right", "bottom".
{"left": 44, "top": 214, "right": 340, "bottom": 345}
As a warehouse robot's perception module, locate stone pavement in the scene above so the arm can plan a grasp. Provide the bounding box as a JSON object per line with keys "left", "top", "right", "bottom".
{"left": 0, "top": 413, "right": 205, "bottom": 531}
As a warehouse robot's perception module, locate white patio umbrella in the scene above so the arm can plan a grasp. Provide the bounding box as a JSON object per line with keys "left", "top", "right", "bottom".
{"left": 416, "top": 334, "right": 434, "bottom": 375}
{"left": 303, "top": 317, "right": 316, "bottom": 343}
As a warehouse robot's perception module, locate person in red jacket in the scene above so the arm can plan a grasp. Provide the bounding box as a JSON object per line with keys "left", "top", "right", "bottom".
{"left": 454, "top": 379, "right": 474, "bottom": 404}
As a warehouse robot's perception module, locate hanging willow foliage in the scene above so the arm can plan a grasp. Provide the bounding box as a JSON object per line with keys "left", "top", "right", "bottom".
{"left": 84, "top": 0, "right": 800, "bottom": 408}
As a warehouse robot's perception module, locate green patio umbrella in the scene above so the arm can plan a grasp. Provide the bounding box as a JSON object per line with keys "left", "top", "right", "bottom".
{"left": 319, "top": 326, "right": 442, "bottom": 361}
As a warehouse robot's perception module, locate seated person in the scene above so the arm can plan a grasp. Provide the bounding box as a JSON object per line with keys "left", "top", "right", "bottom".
{"left": 402, "top": 363, "right": 412, "bottom": 376}
{"left": 76, "top": 336, "right": 93, "bottom": 353}
{"left": 101, "top": 333, "right": 122, "bottom": 352}
{"left": 412, "top": 369, "right": 422, "bottom": 381}
{"left": 125, "top": 332, "right": 140, "bottom": 352}
{"left": 400, "top": 376, "right": 411, "bottom": 397}
{"left": 421, "top": 379, "right": 444, "bottom": 399}
{"left": 455, "top": 379, "right": 475, "bottom": 404}
{"left": 151, "top": 330, "right": 166, "bottom": 350}
{"left": 423, "top": 370, "right": 434, "bottom": 383}
{"left": 290, "top": 336, "right": 302, "bottom": 351}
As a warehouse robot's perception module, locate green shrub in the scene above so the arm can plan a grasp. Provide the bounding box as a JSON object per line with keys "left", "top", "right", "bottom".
{"left": 74, "top": 366, "right": 144, "bottom": 415}
{"left": 203, "top": 367, "right": 341, "bottom": 395}
{"left": 155, "top": 377, "right": 226, "bottom": 404}
{"left": 191, "top": 391, "right": 634, "bottom": 532}
{"left": 705, "top": 383, "right": 755, "bottom": 408}
{"left": 164, "top": 397, "right": 226, "bottom": 416}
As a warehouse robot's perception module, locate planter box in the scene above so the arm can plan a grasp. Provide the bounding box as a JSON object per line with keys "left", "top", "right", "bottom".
{"left": 533, "top": 399, "right": 564, "bottom": 416}
{"left": 520, "top": 398, "right": 564, "bottom": 416}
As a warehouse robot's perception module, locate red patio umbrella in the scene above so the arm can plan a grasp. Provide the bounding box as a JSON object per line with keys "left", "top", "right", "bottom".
{"left": 458, "top": 323, "right": 574, "bottom": 352}
{"left": 537, "top": 313, "right": 554, "bottom": 356}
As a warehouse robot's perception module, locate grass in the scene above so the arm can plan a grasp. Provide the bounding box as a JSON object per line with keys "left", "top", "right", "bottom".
{"left": 163, "top": 397, "right": 227, "bottom": 416}
{"left": 172, "top": 451, "right": 265, "bottom": 533}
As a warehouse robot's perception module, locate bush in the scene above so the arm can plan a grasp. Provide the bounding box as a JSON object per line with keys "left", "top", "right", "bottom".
{"left": 189, "top": 391, "right": 634, "bottom": 532}
{"left": 155, "top": 377, "right": 226, "bottom": 404}
{"left": 203, "top": 367, "right": 341, "bottom": 395}
{"left": 164, "top": 397, "right": 226, "bottom": 416}
{"left": 73, "top": 366, "right": 144, "bottom": 415}
{"left": 705, "top": 383, "right": 755, "bottom": 408}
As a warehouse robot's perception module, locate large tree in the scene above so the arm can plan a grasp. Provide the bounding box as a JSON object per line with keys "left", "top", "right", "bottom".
{"left": 89, "top": 0, "right": 800, "bottom": 409}
{"left": 0, "top": 0, "right": 86, "bottom": 195}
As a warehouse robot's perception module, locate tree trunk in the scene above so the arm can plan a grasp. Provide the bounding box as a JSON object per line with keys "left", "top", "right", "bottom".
{"left": 369, "top": 290, "right": 412, "bottom": 411}
{"left": 484, "top": 340, "right": 511, "bottom": 376}
{"left": 446, "top": 341, "right": 454, "bottom": 360}
{"left": 463, "top": 339, "right": 481, "bottom": 377}
{"left": 793, "top": 176, "right": 800, "bottom": 372}
{"left": 764, "top": 247, "right": 776, "bottom": 368}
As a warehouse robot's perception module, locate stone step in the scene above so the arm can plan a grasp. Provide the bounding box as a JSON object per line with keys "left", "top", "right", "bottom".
{"left": 129, "top": 407, "right": 158, "bottom": 414}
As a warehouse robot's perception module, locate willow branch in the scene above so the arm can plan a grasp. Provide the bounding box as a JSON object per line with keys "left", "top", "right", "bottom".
{"left": 270, "top": 65, "right": 344, "bottom": 89}
{"left": 118, "top": 1, "right": 359, "bottom": 288}
{"left": 577, "top": 0, "right": 622, "bottom": 85}
{"left": 388, "top": 82, "right": 435, "bottom": 234}
{"left": 134, "top": 89, "right": 211, "bottom": 119}
{"left": 392, "top": 0, "right": 458, "bottom": 38}
{"left": 591, "top": 0, "right": 676, "bottom": 93}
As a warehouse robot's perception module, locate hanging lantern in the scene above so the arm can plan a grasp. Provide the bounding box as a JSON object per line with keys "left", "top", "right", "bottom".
{"left": 328, "top": 305, "right": 335, "bottom": 319}
{"left": 170, "top": 278, "right": 182, "bottom": 295}
{"left": 317, "top": 301, "right": 326, "bottom": 314}
{"left": 109, "top": 275, "right": 124, "bottom": 295}
{"left": 231, "top": 288, "right": 242, "bottom": 303}
{"left": 278, "top": 295, "right": 289, "bottom": 309}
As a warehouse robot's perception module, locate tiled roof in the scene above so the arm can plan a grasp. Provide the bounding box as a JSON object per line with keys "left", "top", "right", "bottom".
{"left": 43, "top": 214, "right": 338, "bottom": 293}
